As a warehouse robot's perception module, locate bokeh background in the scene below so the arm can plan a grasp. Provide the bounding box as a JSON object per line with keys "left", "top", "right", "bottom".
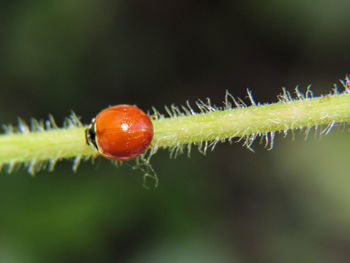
{"left": 1, "top": 1, "right": 350, "bottom": 262}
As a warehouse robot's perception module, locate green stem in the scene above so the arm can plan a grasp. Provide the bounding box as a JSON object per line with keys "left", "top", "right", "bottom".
{"left": 1, "top": 79, "right": 350, "bottom": 173}
{"left": 153, "top": 91, "right": 350, "bottom": 148}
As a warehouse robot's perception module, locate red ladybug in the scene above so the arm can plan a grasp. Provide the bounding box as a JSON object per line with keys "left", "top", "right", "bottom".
{"left": 85, "top": 105, "right": 154, "bottom": 161}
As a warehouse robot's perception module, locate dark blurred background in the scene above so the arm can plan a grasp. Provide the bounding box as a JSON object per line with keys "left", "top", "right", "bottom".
{"left": 1, "top": 1, "right": 350, "bottom": 262}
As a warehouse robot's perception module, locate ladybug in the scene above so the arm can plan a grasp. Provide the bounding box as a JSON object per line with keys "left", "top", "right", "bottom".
{"left": 85, "top": 105, "right": 154, "bottom": 161}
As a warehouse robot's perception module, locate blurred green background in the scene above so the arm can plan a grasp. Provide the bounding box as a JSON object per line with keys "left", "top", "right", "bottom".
{"left": 1, "top": 1, "right": 350, "bottom": 262}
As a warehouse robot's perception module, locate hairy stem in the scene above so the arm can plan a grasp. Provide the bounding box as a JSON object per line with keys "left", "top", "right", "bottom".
{"left": 1, "top": 78, "right": 350, "bottom": 173}
{"left": 153, "top": 92, "right": 350, "bottom": 148}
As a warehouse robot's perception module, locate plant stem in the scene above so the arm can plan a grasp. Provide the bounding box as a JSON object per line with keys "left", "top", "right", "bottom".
{"left": 1, "top": 81, "right": 350, "bottom": 172}
{"left": 153, "top": 91, "right": 350, "bottom": 148}
{"left": 0, "top": 127, "right": 92, "bottom": 172}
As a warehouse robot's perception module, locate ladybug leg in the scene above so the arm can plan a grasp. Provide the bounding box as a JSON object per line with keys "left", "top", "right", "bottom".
{"left": 92, "top": 153, "right": 100, "bottom": 160}
{"left": 150, "top": 111, "right": 160, "bottom": 120}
